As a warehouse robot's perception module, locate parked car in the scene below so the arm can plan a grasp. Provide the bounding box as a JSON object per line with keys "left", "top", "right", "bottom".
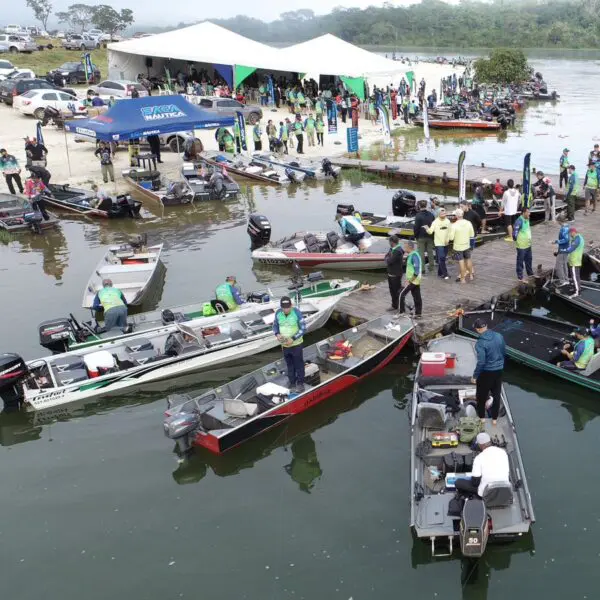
{"left": 74, "top": 128, "right": 192, "bottom": 153}
{"left": 198, "top": 96, "right": 262, "bottom": 124}
{"left": 0, "top": 68, "right": 36, "bottom": 81}
{"left": 0, "top": 34, "right": 37, "bottom": 53}
{"left": 47, "top": 61, "right": 100, "bottom": 85}
{"left": 0, "top": 78, "right": 75, "bottom": 105}
{"left": 15, "top": 89, "right": 87, "bottom": 119}
{"left": 0, "top": 59, "right": 15, "bottom": 77}
{"left": 89, "top": 79, "right": 148, "bottom": 98}
{"left": 62, "top": 34, "right": 98, "bottom": 50}
{"left": 0, "top": 45, "right": 8, "bottom": 54}
{"left": 4, "top": 25, "right": 25, "bottom": 35}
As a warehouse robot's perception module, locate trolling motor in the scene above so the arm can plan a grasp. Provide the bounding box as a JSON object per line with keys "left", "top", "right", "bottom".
{"left": 247, "top": 214, "right": 272, "bottom": 250}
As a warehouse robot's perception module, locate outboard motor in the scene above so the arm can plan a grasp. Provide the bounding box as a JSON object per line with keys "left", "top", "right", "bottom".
{"left": 459, "top": 497, "right": 491, "bottom": 558}
{"left": 321, "top": 158, "right": 338, "bottom": 179}
{"left": 392, "top": 190, "right": 417, "bottom": 217}
{"left": 23, "top": 211, "right": 43, "bottom": 234}
{"left": 38, "top": 318, "right": 73, "bottom": 353}
{"left": 247, "top": 213, "right": 271, "bottom": 249}
{"left": 247, "top": 291, "right": 270, "bottom": 303}
{"left": 336, "top": 203, "right": 355, "bottom": 216}
{"left": 285, "top": 167, "right": 300, "bottom": 183}
{"left": 0, "top": 353, "right": 28, "bottom": 410}
{"left": 163, "top": 410, "right": 200, "bottom": 454}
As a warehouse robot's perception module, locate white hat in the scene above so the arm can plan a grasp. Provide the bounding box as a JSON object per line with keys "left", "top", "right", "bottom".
{"left": 476, "top": 432, "right": 491, "bottom": 445}
{"left": 454, "top": 208, "right": 464, "bottom": 218}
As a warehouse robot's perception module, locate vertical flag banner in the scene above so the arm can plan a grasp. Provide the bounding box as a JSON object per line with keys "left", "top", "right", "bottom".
{"left": 83, "top": 52, "right": 93, "bottom": 82}
{"left": 36, "top": 121, "right": 45, "bottom": 146}
{"left": 378, "top": 105, "right": 392, "bottom": 146}
{"left": 522, "top": 152, "right": 531, "bottom": 209}
{"left": 458, "top": 150, "right": 466, "bottom": 201}
{"left": 236, "top": 112, "right": 247, "bottom": 152}
{"left": 268, "top": 76, "right": 275, "bottom": 107}
{"left": 328, "top": 102, "right": 338, "bottom": 134}
{"left": 423, "top": 104, "right": 430, "bottom": 141}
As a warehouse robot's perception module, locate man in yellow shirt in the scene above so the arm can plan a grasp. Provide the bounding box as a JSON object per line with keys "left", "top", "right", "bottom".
{"left": 450, "top": 208, "right": 475, "bottom": 284}
{"left": 423, "top": 207, "right": 451, "bottom": 279}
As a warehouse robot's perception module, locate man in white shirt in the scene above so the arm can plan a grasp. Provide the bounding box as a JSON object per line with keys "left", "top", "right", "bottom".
{"left": 455, "top": 432, "right": 510, "bottom": 497}
{"left": 500, "top": 178, "right": 521, "bottom": 242}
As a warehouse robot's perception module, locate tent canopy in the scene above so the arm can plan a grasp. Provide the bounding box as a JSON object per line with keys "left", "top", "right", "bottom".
{"left": 108, "top": 22, "right": 306, "bottom": 77}
{"left": 279, "top": 34, "right": 404, "bottom": 78}
{"left": 64, "top": 95, "right": 234, "bottom": 141}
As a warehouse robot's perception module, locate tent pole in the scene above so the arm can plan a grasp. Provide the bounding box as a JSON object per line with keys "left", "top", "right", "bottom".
{"left": 63, "top": 127, "right": 72, "bottom": 177}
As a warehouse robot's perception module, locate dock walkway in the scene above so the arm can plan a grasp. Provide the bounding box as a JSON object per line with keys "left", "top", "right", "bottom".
{"left": 333, "top": 209, "right": 598, "bottom": 339}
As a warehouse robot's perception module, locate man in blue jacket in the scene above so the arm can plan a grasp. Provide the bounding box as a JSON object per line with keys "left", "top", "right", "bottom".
{"left": 471, "top": 319, "right": 506, "bottom": 426}
{"left": 552, "top": 223, "right": 570, "bottom": 286}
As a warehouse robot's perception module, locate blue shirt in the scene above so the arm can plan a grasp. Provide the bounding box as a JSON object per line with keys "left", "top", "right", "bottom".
{"left": 272, "top": 307, "right": 306, "bottom": 341}
{"left": 474, "top": 330, "right": 506, "bottom": 378}
{"left": 567, "top": 172, "right": 577, "bottom": 196}
{"left": 554, "top": 225, "right": 570, "bottom": 252}
{"left": 590, "top": 323, "right": 600, "bottom": 339}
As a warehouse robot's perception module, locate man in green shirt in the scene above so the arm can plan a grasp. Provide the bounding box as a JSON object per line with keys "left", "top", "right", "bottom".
{"left": 304, "top": 113, "right": 316, "bottom": 147}
{"left": 513, "top": 207, "right": 533, "bottom": 281}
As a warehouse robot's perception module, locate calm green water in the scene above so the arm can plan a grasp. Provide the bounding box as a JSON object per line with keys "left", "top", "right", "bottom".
{"left": 1, "top": 59, "right": 599, "bottom": 599}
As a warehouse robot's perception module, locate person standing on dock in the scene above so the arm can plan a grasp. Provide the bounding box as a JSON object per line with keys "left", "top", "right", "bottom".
{"left": 513, "top": 207, "right": 533, "bottom": 281}
{"left": 273, "top": 296, "right": 306, "bottom": 393}
{"left": 552, "top": 222, "right": 571, "bottom": 286}
{"left": 385, "top": 234, "right": 405, "bottom": 311}
{"left": 414, "top": 200, "right": 435, "bottom": 275}
{"left": 252, "top": 121, "right": 263, "bottom": 152}
{"left": 565, "top": 226, "right": 584, "bottom": 297}
{"left": 293, "top": 116, "right": 305, "bottom": 155}
{"left": 450, "top": 208, "right": 475, "bottom": 284}
{"left": 565, "top": 165, "right": 579, "bottom": 222}
{"left": 424, "top": 207, "right": 451, "bottom": 279}
{"left": 500, "top": 178, "right": 520, "bottom": 241}
{"left": 583, "top": 161, "right": 598, "bottom": 214}
{"left": 559, "top": 148, "right": 570, "bottom": 189}
{"left": 399, "top": 240, "right": 423, "bottom": 317}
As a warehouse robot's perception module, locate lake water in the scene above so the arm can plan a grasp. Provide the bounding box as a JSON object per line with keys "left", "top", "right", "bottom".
{"left": 1, "top": 57, "right": 599, "bottom": 600}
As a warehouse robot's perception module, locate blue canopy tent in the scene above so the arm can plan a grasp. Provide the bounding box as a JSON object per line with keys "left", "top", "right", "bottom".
{"left": 64, "top": 95, "right": 234, "bottom": 141}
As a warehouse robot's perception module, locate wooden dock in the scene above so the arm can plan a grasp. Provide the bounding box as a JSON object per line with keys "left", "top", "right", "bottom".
{"left": 332, "top": 209, "right": 598, "bottom": 340}
{"left": 333, "top": 157, "right": 582, "bottom": 200}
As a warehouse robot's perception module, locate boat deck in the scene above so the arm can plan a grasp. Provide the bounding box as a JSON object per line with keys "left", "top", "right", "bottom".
{"left": 333, "top": 208, "right": 600, "bottom": 340}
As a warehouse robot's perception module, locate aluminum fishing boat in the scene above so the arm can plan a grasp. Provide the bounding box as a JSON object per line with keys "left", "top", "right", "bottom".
{"left": 0, "top": 193, "right": 59, "bottom": 232}
{"left": 164, "top": 315, "right": 414, "bottom": 454}
{"left": 543, "top": 278, "right": 600, "bottom": 319}
{"left": 0, "top": 296, "right": 341, "bottom": 412}
{"left": 251, "top": 153, "right": 340, "bottom": 180}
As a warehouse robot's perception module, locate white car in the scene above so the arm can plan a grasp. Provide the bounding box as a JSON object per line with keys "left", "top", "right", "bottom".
{"left": 15, "top": 89, "right": 87, "bottom": 120}
{"left": 0, "top": 58, "right": 15, "bottom": 77}
{"left": 89, "top": 79, "right": 148, "bottom": 98}
{"left": 0, "top": 68, "right": 35, "bottom": 81}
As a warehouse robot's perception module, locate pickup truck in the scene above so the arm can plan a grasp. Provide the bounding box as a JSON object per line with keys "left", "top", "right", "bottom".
{"left": 62, "top": 34, "right": 99, "bottom": 51}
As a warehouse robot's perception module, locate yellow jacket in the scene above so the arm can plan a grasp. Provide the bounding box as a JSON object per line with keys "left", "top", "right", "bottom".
{"left": 425, "top": 217, "right": 451, "bottom": 247}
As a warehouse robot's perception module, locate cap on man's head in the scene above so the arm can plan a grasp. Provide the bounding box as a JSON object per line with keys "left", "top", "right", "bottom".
{"left": 102, "top": 278, "right": 112, "bottom": 287}
{"left": 280, "top": 296, "right": 292, "bottom": 309}
{"left": 569, "top": 226, "right": 577, "bottom": 233}
{"left": 476, "top": 432, "right": 491, "bottom": 445}
{"left": 473, "top": 318, "right": 488, "bottom": 330}
{"left": 574, "top": 326, "right": 588, "bottom": 336}
{"left": 0, "top": 148, "right": 6, "bottom": 153}
{"left": 454, "top": 208, "right": 464, "bottom": 218}
{"left": 595, "top": 144, "right": 599, "bottom": 148}
{"left": 226, "top": 275, "right": 236, "bottom": 282}
{"left": 563, "top": 148, "right": 570, "bottom": 152}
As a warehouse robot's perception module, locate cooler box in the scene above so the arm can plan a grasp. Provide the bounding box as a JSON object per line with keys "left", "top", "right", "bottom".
{"left": 421, "top": 352, "right": 446, "bottom": 377}
{"left": 139, "top": 180, "right": 153, "bottom": 190}
{"left": 445, "top": 353, "right": 457, "bottom": 368}
{"left": 445, "top": 472, "right": 472, "bottom": 489}
{"left": 84, "top": 350, "right": 116, "bottom": 377}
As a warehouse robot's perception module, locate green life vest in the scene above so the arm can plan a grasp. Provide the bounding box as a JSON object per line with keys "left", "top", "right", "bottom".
{"left": 223, "top": 133, "right": 234, "bottom": 153}
{"left": 98, "top": 287, "right": 125, "bottom": 312}
{"left": 253, "top": 125, "right": 261, "bottom": 142}
{"left": 568, "top": 233, "right": 584, "bottom": 267}
{"left": 560, "top": 154, "right": 570, "bottom": 169}
{"left": 586, "top": 168, "right": 599, "bottom": 190}
{"left": 574, "top": 337, "right": 595, "bottom": 369}
{"left": 515, "top": 216, "right": 532, "bottom": 249}
{"left": 316, "top": 120, "right": 324, "bottom": 133}
{"left": 293, "top": 122, "right": 303, "bottom": 137}
{"left": 215, "top": 283, "right": 238, "bottom": 311}
{"left": 276, "top": 309, "right": 303, "bottom": 346}
{"left": 297, "top": 92, "right": 305, "bottom": 105}
{"left": 202, "top": 302, "right": 217, "bottom": 316}
{"left": 406, "top": 250, "right": 422, "bottom": 285}
{"left": 315, "top": 101, "right": 323, "bottom": 114}
{"left": 281, "top": 126, "right": 288, "bottom": 141}
{"left": 305, "top": 118, "right": 316, "bottom": 131}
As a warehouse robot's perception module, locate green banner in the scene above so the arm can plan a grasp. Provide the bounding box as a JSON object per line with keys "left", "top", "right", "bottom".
{"left": 234, "top": 65, "right": 257, "bottom": 88}
{"left": 340, "top": 76, "right": 365, "bottom": 101}
{"left": 406, "top": 70, "right": 415, "bottom": 92}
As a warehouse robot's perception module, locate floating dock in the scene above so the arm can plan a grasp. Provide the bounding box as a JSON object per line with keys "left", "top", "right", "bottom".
{"left": 333, "top": 210, "right": 598, "bottom": 340}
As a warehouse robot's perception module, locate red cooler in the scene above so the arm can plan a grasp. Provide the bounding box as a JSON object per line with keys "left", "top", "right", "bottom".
{"left": 421, "top": 352, "right": 447, "bottom": 377}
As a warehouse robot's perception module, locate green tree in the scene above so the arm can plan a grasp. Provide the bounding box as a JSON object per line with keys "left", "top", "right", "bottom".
{"left": 26, "top": 0, "right": 52, "bottom": 30}
{"left": 56, "top": 3, "right": 95, "bottom": 33}
{"left": 91, "top": 5, "right": 134, "bottom": 37}
{"left": 473, "top": 49, "right": 532, "bottom": 84}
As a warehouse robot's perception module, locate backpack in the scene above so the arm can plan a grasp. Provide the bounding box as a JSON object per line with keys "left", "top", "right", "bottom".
{"left": 458, "top": 417, "right": 483, "bottom": 444}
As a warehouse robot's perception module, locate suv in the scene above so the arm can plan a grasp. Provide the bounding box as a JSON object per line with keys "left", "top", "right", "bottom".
{"left": 47, "top": 61, "right": 101, "bottom": 85}
{"left": 0, "top": 34, "right": 37, "bottom": 53}
{"left": 198, "top": 97, "right": 262, "bottom": 124}
{"left": 0, "top": 78, "right": 75, "bottom": 105}
{"left": 89, "top": 79, "right": 148, "bottom": 98}
{"left": 62, "top": 34, "right": 98, "bottom": 50}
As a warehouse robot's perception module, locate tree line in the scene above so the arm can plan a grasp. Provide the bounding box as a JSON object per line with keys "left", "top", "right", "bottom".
{"left": 158, "top": 0, "right": 600, "bottom": 49}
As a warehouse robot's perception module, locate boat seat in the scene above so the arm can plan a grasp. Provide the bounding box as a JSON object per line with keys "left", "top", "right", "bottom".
{"left": 303, "top": 234, "right": 320, "bottom": 253}
{"left": 223, "top": 398, "right": 259, "bottom": 418}
{"left": 53, "top": 355, "right": 86, "bottom": 373}
{"left": 417, "top": 402, "right": 448, "bottom": 430}
{"left": 55, "top": 369, "right": 88, "bottom": 386}
{"left": 125, "top": 338, "right": 153, "bottom": 353}
{"left": 326, "top": 231, "right": 340, "bottom": 251}
{"left": 482, "top": 482, "right": 513, "bottom": 508}
{"left": 580, "top": 351, "right": 600, "bottom": 377}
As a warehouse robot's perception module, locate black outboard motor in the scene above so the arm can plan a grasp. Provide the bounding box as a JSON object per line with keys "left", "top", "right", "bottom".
{"left": 247, "top": 214, "right": 271, "bottom": 249}
{"left": 392, "top": 190, "right": 417, "bottom": 217}
{"left": 38, "top": 318, "right": 73, "bottom": 353}
{"left": 459, "top": 497, "right": 490, "bottom": 557}
{"left": 336, "top": 203, "right": 355, "bottom": 216}
{"left": 164, "top": 409, "right": 200, "bottom": 454}
{"left": 23, "top": 211, "right": 44, "bottom": 234}
{"left": 321, "top": 158, "right": 338, "bottom": 179}
{"left": 0, "top": 353, "right": 28, "bottom": 410}
{"left": 285, "top": 167, "right": 299, "bottom": 183}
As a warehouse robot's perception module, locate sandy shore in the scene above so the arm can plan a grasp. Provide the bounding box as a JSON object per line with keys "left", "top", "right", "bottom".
{"left": 0, "top": 61, "right": 462, "bottom": 193}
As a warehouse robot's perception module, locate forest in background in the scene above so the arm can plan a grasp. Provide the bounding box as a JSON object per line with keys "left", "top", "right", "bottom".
{"left": 152, "top": 0, "right": 600, "bottom": 49}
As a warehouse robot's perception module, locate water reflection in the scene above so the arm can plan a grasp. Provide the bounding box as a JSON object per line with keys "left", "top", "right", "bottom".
{"left": 283, "top": 435, "right": 323, "bottom": 493}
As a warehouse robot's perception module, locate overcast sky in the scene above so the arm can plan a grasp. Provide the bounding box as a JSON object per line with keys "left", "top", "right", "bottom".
{"left": 11, "top": 0, "right": 428, "bottom": 27}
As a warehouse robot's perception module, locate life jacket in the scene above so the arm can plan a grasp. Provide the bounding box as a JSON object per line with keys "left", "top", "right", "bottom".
{"left": 514, "top": 216, "right": 532, "bottom": 249}
{"left": 586, "top": 168, "right": 599, "bottom": 189}
{"left": 276, "top": 308, "right": 303, "bottom": 346}
{"left": 253, "top": 125, "right": 261, "bottom": 142}
{"left": 575, "top": 337, "right": 595, "bottom": 369}
{"left": 215, "top": 283, "right": 238, "bottom": 311}
{"left": 568, "top": 234, "right": 584, "bottom": 267}
{"left": 98, "top": 287, "right": 125, "bottom": 311}
{"left": 406, "top": 250, "right": 422, "bottom": 285}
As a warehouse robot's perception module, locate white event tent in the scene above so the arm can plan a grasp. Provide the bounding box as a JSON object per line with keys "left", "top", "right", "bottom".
{"left": 107, "top": 22, "right": 307, "bottom": 87}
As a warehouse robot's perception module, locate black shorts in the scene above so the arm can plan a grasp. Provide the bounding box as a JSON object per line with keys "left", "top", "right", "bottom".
{"left": 472, "top": 203, "right": 486, "bottom": 220}
{"left": 454, "top": 249, "right": 472, "bottom": 260}
{"left": 504, "top": 214, "right": 518, "bottom": 227}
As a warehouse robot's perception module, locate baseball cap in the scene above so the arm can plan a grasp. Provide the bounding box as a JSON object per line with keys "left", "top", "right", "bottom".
{"left": 595, "top": 144, "right": 599, "bottom": 148}
{"left": 476, "top": 432, "right": 491, "bottom": 445}
{"left": 454, "top": 208, "right": 464, "bottom": 218}
{"left": 573, "top": 326, "right": 588, "bottom": 336}
{"left": 280, "top": 296, "right": 292, "bottom": 308}
{"left": 473, "top": 318, "right": 488, "bottom": 330}
{"left": 563, "top": 148, "right": 570, "bottom": 152}
{"left": 569, "top": 226, "right": 577, "bottom": 233}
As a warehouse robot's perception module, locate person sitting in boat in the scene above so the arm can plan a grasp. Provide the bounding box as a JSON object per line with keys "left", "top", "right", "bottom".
{"left": 559, "top": 327, "right": 595, "bottom": 372}
{"left": 214, "top": 275, "right": 245, "bottom": 312}
{"left": 335, "top": 212, "right": 365, "bottom": 245}
{"left": 90, "top": 183, "right": 111, "bottom": 209}
{"left": 92, "top": 278, "right": 129, "bottom": 332}
{"left": 455, "top": 432, "right": 510, "bottom": 498}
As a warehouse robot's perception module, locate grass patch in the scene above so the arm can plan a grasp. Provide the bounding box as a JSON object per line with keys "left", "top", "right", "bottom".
{"left": 9, "top": 40, "right": 108, "bottom": 80}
